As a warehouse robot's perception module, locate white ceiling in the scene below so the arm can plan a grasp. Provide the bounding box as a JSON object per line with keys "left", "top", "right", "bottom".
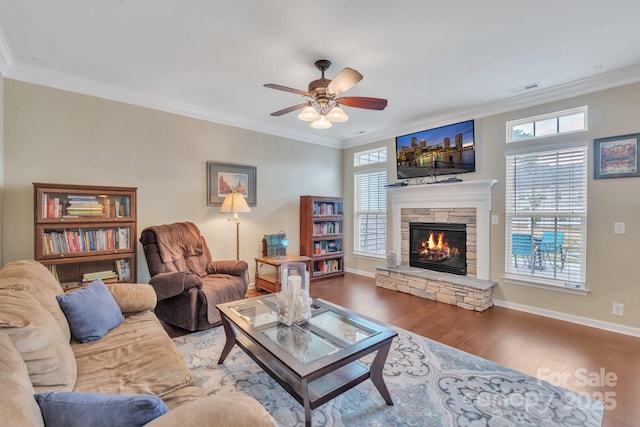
{"left": 1, "top": 1, "right": 640, "bottom": 148}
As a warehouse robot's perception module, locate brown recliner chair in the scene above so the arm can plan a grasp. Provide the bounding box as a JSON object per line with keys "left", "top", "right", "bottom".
{"left": 139, "top": 221, "right": 248, "bottom": 331}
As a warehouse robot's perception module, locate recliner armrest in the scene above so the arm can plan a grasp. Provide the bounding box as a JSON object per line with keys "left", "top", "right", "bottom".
{"left": 149, "top": 271, "right": 203, "bottom": 300}
{"left": 206, "top": 260, "right": 248, "bottom": 277}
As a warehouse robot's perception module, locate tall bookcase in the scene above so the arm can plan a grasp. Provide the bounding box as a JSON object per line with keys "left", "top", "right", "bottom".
{"left": 300, "top": 195, "right": 344, "bottom": 281}
{"left": 33, "top": 183, "right": 137, "bottom": 289}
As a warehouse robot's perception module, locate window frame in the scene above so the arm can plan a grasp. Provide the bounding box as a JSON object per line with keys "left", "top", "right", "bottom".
{"left": 353, "top": 147, "right": 388, "bottom": 258}
{"left": 506, "top": 106, "right": 588, "bottom": 143}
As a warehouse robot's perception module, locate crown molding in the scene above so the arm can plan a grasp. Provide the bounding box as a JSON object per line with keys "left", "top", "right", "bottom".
{"left": 0, "top": 28, "right": 14, "bottom": 76}
{"left": 2, "top": 61, "right": 342, "bottom": 149}
{"left": 342, "top": 63, "right": 640, "bottom": 148}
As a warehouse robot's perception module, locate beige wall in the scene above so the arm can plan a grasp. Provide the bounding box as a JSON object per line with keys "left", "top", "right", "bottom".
{"left": 4, "top": 77, "right": 639, "bottom": 330}
{"left": 0, "top": 75, "right": 4, "bottom": 263}
{"left": 2, "top": 80, "right": 342, "bottom": 283}
{"left": 343, "top": 82, "right": 640, "bottom": 330}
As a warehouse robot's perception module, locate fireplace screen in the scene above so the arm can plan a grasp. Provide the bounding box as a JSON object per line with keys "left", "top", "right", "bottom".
{"left": 409, "top": 222, "right": 467, "bottom": 275}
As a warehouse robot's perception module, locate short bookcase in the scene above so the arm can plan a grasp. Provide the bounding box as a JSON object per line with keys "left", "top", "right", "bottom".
{"left": 33, "top": 182, "right": 137, "bottom": 289}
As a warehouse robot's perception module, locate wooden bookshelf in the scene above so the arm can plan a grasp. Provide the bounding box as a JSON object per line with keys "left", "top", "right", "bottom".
{"left": 300, "top": 195, "right": 344, "bottom": 281}
{"left": 33, "top": 182, "right": 137, "bottom": 288}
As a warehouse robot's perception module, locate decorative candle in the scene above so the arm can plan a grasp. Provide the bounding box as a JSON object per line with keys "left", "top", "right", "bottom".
{"left": 288, "top": 275, "right": 302, "bottom": 296}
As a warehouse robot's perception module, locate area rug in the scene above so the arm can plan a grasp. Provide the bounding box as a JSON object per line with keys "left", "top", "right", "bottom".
{"left": 173, "top": 326, "right": 603, "bottom": 426}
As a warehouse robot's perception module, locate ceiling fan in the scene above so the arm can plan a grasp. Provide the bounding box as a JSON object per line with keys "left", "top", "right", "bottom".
{"left": 264, "top": 59, "right": 388, "bottom": 129}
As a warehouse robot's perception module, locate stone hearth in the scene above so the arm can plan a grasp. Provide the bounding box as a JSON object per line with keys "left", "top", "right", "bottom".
{"left": 375, "top": 265, "right": 495, "bottom": 311}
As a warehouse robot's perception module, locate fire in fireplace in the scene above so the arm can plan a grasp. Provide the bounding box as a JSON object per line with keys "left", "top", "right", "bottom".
{"left": 410, "top": 222, "right": 467, "bottom": 275}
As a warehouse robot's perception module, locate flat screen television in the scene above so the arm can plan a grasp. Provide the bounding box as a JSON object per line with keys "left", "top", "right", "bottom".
{"left": 396, "top": 119, "right": 475, "bottom": 179}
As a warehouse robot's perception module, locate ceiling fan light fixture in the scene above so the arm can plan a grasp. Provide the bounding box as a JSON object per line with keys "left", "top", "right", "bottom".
{"left": 326, "top": 106, "right": 348, "bottom": 123}
{"left": 310, "top": 115, "right": 332, "bottom": 129}
{"left": 297, "top": 105, "right": 320, "bottom": 121}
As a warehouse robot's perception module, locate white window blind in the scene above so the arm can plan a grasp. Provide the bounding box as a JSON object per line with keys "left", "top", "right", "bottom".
{"left": 354, "top": 169, "right": 387, "bottom": 255}
{"left": 505, "top": 143, "right": 587, "bottom": 288}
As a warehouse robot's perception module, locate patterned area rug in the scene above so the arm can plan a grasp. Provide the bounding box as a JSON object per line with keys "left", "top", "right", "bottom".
{"left": 173, "top": 326, "right": 603, "bottom": 426}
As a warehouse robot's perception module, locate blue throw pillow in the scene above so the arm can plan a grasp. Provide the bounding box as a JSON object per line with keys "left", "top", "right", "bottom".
{"left": 35, "top": 391, "right": 169, "bottom": 427}
{"left": 56, "top": 278, "right": 125, "bottom": 343}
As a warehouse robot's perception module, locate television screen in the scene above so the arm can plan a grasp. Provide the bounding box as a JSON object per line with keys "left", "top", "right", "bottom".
{"left": 396, "top": 119, "right": 475, "bottom": 179}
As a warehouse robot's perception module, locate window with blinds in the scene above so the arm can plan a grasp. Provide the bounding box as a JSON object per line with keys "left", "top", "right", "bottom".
{"left": 504, "top": 143, "right": 587, "bottom": 289}
{"left": 354, "top": 148, "right": 387, "bottom": 256}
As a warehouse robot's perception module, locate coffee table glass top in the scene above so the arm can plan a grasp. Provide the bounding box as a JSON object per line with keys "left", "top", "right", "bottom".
{"left": 261, "top": 324, "right": 339, "bottom": 364}
{"left": 228, "top": 295, "right": 383, "bottom": 365}
{"left": 231, "top": 296, "right": 278, "bottom": 327}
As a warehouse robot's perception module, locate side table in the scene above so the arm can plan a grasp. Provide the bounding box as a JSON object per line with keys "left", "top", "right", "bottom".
{"left": 254, "top": 255, "right": 312, "bottom": 292}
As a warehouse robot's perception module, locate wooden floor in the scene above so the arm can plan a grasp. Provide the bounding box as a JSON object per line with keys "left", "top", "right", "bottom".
{"left": 169, "top": 273, "right": 640, "bottom": 426}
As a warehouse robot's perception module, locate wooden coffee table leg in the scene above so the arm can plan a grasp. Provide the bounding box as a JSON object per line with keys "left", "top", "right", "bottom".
{"left": 217, "top": 315, "right": 236, "bottom": 364}
{"left": 370, "top": 341, "right": 394, "bottom": 405}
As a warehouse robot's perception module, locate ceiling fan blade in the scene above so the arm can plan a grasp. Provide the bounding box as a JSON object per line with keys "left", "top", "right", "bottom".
{"left": 270, "top": 103, "right": 308, "bottom": 116}
{"left": 263, "top": 83, "right": 311, "bottom": 97}
{"left": 336, "top": 96, "right": 388, "bottom": 111}
{"left": 327, "top": 67, "right": 363, "bottom": 95}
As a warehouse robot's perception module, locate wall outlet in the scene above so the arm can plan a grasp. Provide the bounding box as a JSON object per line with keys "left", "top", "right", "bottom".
{"left": 491, "top": 214, "right": 499, "bottom": 225}
{"left": 614, "top": 222, "right": 626, "bottom": 234}
{"left": 612, "top": 302, "right": 624, "bottom": 316}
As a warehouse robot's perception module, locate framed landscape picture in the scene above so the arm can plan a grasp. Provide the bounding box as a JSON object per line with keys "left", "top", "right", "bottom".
{"left": 593, "top": 133, "right": 640, "bottom": 179}
{"left": 206, "top": 162, "right": 257, "bottom": 206}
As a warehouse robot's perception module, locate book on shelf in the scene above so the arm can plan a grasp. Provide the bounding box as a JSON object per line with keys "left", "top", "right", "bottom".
{"left": 313, "top": 221, "right": 341, "bottom": 236}
{"left": 42, "top": 227, "right": 131, "bottom": 255}
{"left": 313, "top": 202, "right": 342, "bottom": 216}
{"left": 65, "top": 195, "right": 105, "bottom": 217}
{"left": 115, "top": 259, "right": 131, "bottom": 281}
{"left": 45, "top": 197, "right": 62, "bottom": 218}
{"left": 314, "top": 258, "right": 342, "bottom": 275}
{"left": 82, "top": 270, "right": 118, "bottom": 284}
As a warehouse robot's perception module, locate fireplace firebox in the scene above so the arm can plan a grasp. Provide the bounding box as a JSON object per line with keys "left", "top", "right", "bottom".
{"left": 409, "top": 222, "right": 467, "bottom": 275}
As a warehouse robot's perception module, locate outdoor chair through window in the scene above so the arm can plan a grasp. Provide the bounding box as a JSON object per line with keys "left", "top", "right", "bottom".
{"left": 512, "top": 233, "right": 536, "bottom": 269}
{"left": 538, "top": 231, "right": 566, "bottom": 271}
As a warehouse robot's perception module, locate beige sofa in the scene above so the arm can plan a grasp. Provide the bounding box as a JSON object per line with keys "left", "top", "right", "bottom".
{"left": 0, "top": 259, "right": 276, "bottom": 427}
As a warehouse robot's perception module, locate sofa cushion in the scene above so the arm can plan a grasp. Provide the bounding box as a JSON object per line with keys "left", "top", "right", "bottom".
{"left": 35, "top": 391, "right": 168, "bottom": 427}
{"left": 0, "top": 332, "right": 44, "bottom": 427}
{"left": 0, "top": 288, "right": 77, "bottom": 392}
{"left": 0, "top": 259, "right": 71, "bottom": 342}
{"left": 72, "top": 311, "right": 194, "bottom": 397}
{"left": 56, "top": 278, "right": 125, "bottom": 343}
{"left": 144, "top": 393, "right": 277, "bottom": 427}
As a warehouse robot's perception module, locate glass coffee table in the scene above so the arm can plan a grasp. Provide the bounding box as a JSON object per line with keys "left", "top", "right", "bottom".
{"left": 217, "top": 295, "right": 398, "bottom": 426}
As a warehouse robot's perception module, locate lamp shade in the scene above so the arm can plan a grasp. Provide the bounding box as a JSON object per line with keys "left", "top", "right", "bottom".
{"left": 310, "top": 115, "right": 333, "bottom": 129}
{"left": 220, "top": 191, "right": 251, "bottom": 213}
{"left": 297, "top": 105, "right": 321, "bottom": 122}
{"left": 326, "top": 106, "right": 348, "bottom": 123}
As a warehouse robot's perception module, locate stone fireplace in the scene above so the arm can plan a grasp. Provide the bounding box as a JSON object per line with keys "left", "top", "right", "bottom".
{"left": 376, "top": 180, "right": 497, "bottom": 312}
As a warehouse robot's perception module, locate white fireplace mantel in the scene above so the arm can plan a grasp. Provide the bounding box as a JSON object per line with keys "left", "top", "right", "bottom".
{"left": 388, "top": 179, "right": 497, "bottom": 280}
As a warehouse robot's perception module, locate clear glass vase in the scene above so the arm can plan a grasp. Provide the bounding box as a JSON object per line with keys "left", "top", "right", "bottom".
{"left": 277, "top": 262, "right": 312, "bottom": 326}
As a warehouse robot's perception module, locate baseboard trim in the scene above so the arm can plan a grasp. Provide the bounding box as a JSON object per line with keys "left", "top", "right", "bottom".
{"left": 493, "top": 299, "right": 640, "bottom": 338}
{"left": 344, "top": 267, "right": 375, "bottom": 278}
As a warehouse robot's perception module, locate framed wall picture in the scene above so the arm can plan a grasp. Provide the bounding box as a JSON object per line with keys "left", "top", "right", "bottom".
{"left": 593, "top": 133, "right": 640, "bottom": 179}
{"left": 206, "top": 162, "right": 257, "bottom": 206}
